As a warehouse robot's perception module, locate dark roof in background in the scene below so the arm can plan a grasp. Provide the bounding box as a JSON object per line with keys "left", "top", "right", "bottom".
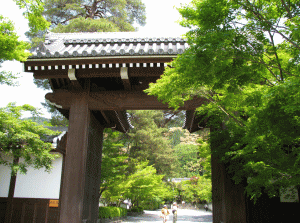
{"left": 29, "top": 32, "right": 188, "bottom": 59}
{"left": 42, "top": 126, "right": 68, "bottom": 143}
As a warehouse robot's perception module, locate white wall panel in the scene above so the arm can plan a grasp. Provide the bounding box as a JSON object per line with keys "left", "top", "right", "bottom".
{"left": 0, "top": 155, "right": 13, "bottom": 197}
{"left": 280, "top": 187, "right": 299, "bottom": 203}
{"left": 14, "top": 153, "right": 63, "bottom": 199}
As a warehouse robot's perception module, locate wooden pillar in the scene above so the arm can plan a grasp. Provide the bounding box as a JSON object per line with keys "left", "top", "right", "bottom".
{"left": 211, "top": 130, "right": 247, "bottom": 223}
{"left": 58, "top": 141, "right": 66, "bottom": 221}
{"left": 59, "top": 95, "right": 104, "bottom": 223}
{"left": 82, "top": 111, "right": 104, "bottom": 222}
{"left": 211, "top": 154, "right": 226, "bottom": 223}
{"left": 211, "top": 155, "right": 247, "bottom": 223}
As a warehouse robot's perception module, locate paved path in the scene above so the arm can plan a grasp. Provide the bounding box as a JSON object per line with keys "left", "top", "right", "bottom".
{"left": 122, "top": 209, "right": 212, "bottom": 223}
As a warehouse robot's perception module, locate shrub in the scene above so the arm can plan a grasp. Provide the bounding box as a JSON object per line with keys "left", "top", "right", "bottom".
{"left": 98, "top": 207, "right": 127, "bottom": 219}
{"left": 141, "top": 197, "right": 163, "bottom": 210}
{"left": 129, "top": 206, "right": 144, "bottom": 213}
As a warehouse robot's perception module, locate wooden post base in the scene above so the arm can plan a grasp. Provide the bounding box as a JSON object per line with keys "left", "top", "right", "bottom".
{"left": 211, "top": 155, "right": 247, "bottom": 223}
{"left": 59, "top": 96, "right": 104, "bottom": 223}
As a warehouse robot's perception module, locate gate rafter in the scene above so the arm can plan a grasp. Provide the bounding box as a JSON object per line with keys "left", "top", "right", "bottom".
{"left": 24, "top": 32, "right": 205, "bottom": 133}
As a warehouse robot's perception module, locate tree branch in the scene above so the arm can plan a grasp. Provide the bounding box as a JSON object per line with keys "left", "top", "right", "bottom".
{"left": 267, "top": 30, "right": 284, "bottom": 81}
{"left": 281, "top": 0, "right": 293, "bottom": 19}
{"left": 161, "top": 111, "right": 181, "bottom": 128}
{"left": 237, "top": 0, "right": 300, "bottom": 51}
{"left": 204, "top": 92, "right": 246, "bottom": 127}
{"left": 218, "top": 51, "right": 292, "bottom": 79}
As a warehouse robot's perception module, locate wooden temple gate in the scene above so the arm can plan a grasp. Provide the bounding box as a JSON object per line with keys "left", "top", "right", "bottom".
{"left": 21, "top": 32, "right": 257, "bottom": 223}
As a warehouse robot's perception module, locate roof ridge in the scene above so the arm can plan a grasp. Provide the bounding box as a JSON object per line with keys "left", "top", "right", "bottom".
{"left": 31, "top": 32, "right": 188, "bottom": 59}
{"left": 46, "top": 31, "right": 186, "bottom": 40}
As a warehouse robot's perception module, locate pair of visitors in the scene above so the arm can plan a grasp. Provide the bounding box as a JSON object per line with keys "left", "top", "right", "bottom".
{"left": 161, "top": 203, "right": 178, "bottom": 223}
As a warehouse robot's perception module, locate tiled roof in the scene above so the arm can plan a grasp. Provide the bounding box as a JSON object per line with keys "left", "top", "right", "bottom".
{"left": 42, "top": 126, "right": 68, "bottom": 144}
{"left": 30, "top": 32, "right": 188, "bottom": 59}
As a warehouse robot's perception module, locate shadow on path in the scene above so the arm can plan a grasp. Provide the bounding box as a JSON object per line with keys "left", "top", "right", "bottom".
{"left": 122, "top": 209, "right": 212, "bottom": 223}
{"left": 177, "top": 214, "right": 212, "bottom": 222}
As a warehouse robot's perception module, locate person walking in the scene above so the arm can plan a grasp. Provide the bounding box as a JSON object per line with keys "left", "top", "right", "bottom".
{"left": 204, "top": 204, "right": 208, "bottom": 212}
{"left": 161, "top": 205, "right": 170, "bottom": 223}
{"left": 172, "top": 202, "right": 178, "bottom": 223}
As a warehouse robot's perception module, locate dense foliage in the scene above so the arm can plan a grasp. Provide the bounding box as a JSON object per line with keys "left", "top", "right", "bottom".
{"left": 101, "top": 159, "right": 172, "bottom": 208}
{"left": 173, "top": 144, "right": 200, "bottom": 177}
{"left": 98, "top": 206, "right": 127, "bottom": 219}
{"left": 13, "top": 0, "right": 50, "bottom": 34}
{"left": 145, "top": 0, "right": 300, "bottom": 201}
{"left": 100, "top": 128, "right": 128, "bottom": 197}
{"left": 179, "top": 176, "right": 212, "bottom": 203}
{"left": 122, "top": 161, "right": 170, "bottom": 208}
{"left": 0, "top": 1, "right": 56, "bottom": 174}
{"left": 1, "top": 0, "right": 47, "bottom": 87}
{"left": 127, "top": 110, "right": 176, "bottom": 177}
{"left": 0, "top": 103, "right": 58, "bottom": 174}
{"left": 166, "top": 127, "right": 206, "bottom": 177}
{"left": 1, "top": 0, "right": 49, "bottom": 68}
{"left": 100, "top": 111, "right": 210, "bottom": 208}
{"left": 0, "top": 16, "right": 28, "bottom": 85}
{"left": 100, "top": 126, "right": 173, "bottom": 209}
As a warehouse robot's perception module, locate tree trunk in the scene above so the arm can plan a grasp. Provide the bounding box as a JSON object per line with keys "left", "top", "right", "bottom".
{"left": 4, "top": 156, "right": 19, "bottom": 223}
{"left": 88, "top": 0, "right": 98, "bottom": 18}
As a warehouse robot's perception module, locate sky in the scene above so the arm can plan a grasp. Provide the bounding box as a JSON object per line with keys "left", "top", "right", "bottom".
{"left": 0, "top": 0, "right": 192, "bottom": 118}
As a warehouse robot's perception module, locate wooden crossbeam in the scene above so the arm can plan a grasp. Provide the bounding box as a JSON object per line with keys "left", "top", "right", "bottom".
{"left": 32, "top": 66, "right": 164, "bottom": 79}
{"left": 45, "top": 90, "right": 206, "bottom": 111}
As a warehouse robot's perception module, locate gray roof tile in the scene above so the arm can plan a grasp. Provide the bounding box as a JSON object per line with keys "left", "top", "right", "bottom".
{"left": 30, "top": 32, "right": 187, "bottom": 59}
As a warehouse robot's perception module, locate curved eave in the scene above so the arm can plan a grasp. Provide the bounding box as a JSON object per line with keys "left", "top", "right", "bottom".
{"left": 184, "top": 110, "right": 208, "bottom": 133}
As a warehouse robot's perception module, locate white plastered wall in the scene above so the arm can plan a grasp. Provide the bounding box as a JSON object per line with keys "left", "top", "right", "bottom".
{"left": 280, "top": 186, "right": 299, "bottom": 203}
{"left": 14, "top": 153, "right": 63, "bottom": 199}
{"left": 0, "top": 156, "right": 13, "bottom": 197}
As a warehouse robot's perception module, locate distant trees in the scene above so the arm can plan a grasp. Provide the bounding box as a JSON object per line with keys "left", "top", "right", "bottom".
{"left": 126, "top": 110, "right": 210, "bottom": 179}
{"left": 179, "top": 176, "right": 212, "bottom": 204}
{"left": 28, "top": 0, "right": 146, "bottom": 46}
{"left": 173, "top": 144, "right": 201, "bottom": 177}
{"left": 43, "top": 0, "right": 146, "bottom": 32}
{"left": 101, "top": 160, "right": 173, "bottom": 209}
{"left": 100, "top": 128, "right": 173, "bottom": 209}
{"left": 99, "top": 128, "right": 129, "bottom": 200}
{"left": 122, "top": 161, "right": 170, "bottom": 208}
{"left": 127, "top": 110, "right": 176, "bottom": 178}
{"left": 166, "top": 127, "right": 210, "bottom": 178}
{"left": 99, "top": 111, "right": 211, "bottom": 208}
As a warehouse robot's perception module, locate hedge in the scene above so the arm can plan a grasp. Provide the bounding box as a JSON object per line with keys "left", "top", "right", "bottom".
{"left": 129, "top": 206, "right": 144, "bottom": 213}
{"left": 98, "top": 207, "right": 127, "bottom": 219}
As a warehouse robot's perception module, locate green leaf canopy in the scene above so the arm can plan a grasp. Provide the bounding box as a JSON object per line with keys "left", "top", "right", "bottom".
{"left": 0, "top": 103, "right": 58, "bottom": 175}
{"left": 145, "top": 0, "right": 300, "bottom": 201}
